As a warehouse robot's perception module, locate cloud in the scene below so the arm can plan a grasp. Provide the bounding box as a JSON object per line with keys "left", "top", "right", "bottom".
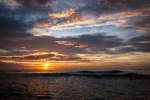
{"left": 1, "top": 0, "right": 148, "bottom": 35}
{"left": 128, "top": 35, "right": 150, "bottom": 52}
{"left": 129, "top": 35, "right": 150, "bottom": 42}
{"left": 55, "top": 41, "right": 88, "bottom": 48}
{"left": 107, "top": 34, "right": 150, "bottom": 53}
{"left": 0, "top": 3, "right": 35, "bottom": 39}
{"left": 0, "top": 61, "right": 24, "bottom": 70}
{"left": 21, "top": 54, "right": 55, "bottom": 60}
{"left": 31, "top": 0, "right": 150, "bottom": 33}
{"left": 0, "top": 33, "right": 124, "bottom": 55}
{"left": 1, "top": 31, "right": 150, "bottom": 56}
{"left": 0, "top": 1, "right": 54, "bottom": 38}
{"left": 49, "top": 8, "right": 75, "bottom": 19}
{"left": 0, "top": 32, "right": 150, "bottom": 70}
{"left": 49, "top": 56, "right": 81, "bottom": 61}
{"left": 0, "top": 0, "right": 150, "bottom": 70}
{"left": 0, "top": 17, "right": 33, "bottom": 38}
{"left": 0, "top": 52, "right": 81, "bottom": 62}
{"left": 15, "top": 0, "right": 55, "bottom": 7}
{"left": 120, "top": 16, "right": 150, "bottom": 34}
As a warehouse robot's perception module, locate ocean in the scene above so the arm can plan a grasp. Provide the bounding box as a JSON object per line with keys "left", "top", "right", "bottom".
{"left": 0, "top": 70, "right": 150, "bottom": 100}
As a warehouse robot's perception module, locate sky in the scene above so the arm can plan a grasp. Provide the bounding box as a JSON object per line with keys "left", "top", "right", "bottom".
{"left": 0, "top": 0, "right": 150, "bottom": 71}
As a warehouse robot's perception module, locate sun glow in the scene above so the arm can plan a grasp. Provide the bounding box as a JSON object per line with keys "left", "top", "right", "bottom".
{"left": 43, "top": 63, "right": 50, "bottom": 70}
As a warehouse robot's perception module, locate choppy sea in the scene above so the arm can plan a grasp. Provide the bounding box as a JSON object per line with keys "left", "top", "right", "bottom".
{"left": 0, "top": 70, "right": 150, "bottom": 100}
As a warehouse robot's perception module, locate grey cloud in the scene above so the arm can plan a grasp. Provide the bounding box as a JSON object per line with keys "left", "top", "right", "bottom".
{"left": 0, "top": 0, "right": 150, "bottom": 56}
{"left": 0, "top": 2, "right": 52, "bottom": 39}
{"left": 0, "top": 3, "right": 34, "bottom": 39}
{"left": 129, "top": 35, "right": 150, "bottom": 52}
{"left": 0, "top": 53, "right": 81, "bottom": 61}
{"left": 1, "top": 0, "right": 146, "bottom": 34}
{"left": 129, "top": 35, "right": 150, "bottom": 42}
{"left": 60, "top": 33, "right": 123, "bottom": 52}
{"left": 15, "top": 0, "right": 55, "bottom": 7}
{"left": 121, "top": 16, "right": 150, "bottom": 34}
{"left": 22, "top": 54, "right": 55, "bottom": 60}
{"left": 115, "top": 35, "right": 150, "bottom": 53}
{"left": 0, "top": 61, "right": 24, "bottom": 71}
{"left": 0, "top": 33, "right": 150, "bottom": 64}
{"left": 0, "top": 17, "right": 33, "bottom": 38}
{"left": 49, "top": 56, "right": 81, "bottom": 61}
{"left": 38, "top": 0, "right": 150, "bottom": 29}
{"left": 0, "top": 33, "right": 124, "bottom": 54}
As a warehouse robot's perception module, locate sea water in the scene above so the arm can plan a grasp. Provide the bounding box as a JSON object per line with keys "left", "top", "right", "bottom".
{"left": 0, "top": 70, "right": 150, "bottom": 100}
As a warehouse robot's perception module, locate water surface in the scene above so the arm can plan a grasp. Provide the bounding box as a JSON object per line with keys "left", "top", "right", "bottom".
{"left": 0, "top": 70, "right": 150, "bottom": 100}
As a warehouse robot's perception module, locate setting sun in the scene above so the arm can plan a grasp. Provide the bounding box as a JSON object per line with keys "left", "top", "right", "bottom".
{"left": 0, "top": 0, "right": 150, "bottom": 100}
{"left": 43, "top": 63, "right": 50, "bottom": 70}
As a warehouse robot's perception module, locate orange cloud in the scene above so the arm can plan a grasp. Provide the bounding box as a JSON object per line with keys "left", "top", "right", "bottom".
{"left": 55, "top": 41, "right": 88, "bottom": 48}
{"left": 49, "top": 8, "right": 76, "bottom": 19}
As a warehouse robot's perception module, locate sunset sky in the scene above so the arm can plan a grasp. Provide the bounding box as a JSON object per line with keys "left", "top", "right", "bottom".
{"left": 0, "top": 0, "right": 150, "bottom": 71}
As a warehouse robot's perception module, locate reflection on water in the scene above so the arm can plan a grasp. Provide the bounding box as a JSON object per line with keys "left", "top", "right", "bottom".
{"left": 0, "top": 72, "right": 150, "bottom": 100}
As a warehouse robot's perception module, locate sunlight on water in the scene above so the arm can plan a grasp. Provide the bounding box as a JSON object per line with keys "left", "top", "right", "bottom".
{"left": 0, "top": 70, "right": 150, "bottom": 100}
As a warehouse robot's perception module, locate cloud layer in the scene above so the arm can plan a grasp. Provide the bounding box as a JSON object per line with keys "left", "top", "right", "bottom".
{"left": 0, "top": 0, "right": 150, "bottom": 70}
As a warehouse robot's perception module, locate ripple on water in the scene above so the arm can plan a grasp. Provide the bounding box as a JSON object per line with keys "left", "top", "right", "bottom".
{"left": 0, "top": 73, "right": 150, "bottom": 100}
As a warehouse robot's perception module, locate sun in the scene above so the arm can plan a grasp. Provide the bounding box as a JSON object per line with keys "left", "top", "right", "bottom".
{"left": 43, "top": 63, "right": 50, "bottom": 70}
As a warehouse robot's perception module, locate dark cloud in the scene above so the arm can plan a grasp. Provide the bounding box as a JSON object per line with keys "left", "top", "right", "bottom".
{"left": 121, "top": 16, "right": 150, "bottom": 34}
{"left": 0, "top": 33, "right": 123, "bottom": 55}
{"left": 113, "top": 34, "right": 150, "bottom": 53}
{"left": 1, "top": 32, "right": 150, "bottom": 56}
{"left": 0, "top": 0, "right": 150, "bottom": 70}
{"left": 128, "top": 35, "right": 150, "bottom": 52}
{"left": 59, "top": 33, "right": 123, "bottom": 52}
{"left": 0, "top": 1, "right": 53, "bottom": 39}
{"left": 15, "top": 0, "right": 55, "bottom": 7}
{"left": 129, "top": 35, "right": 150, "bottom": 42}
{"left": 97, "top": 0, "right": 150, "bottom": 10}
{"left": 21, "top": 54, "right": 55, "bottom": 60}
{"left": 0, "top": 53, "right": 81, "bottom": 61}
{"left": 49, "top": 56, "right": 81, "bottom": 61}
{"left": 0, "top": 61, "right": 24, "bottom": 71}
{"left": 0, "top": 17, "right": 33, "bottom": 38}
{"left": 0, "top": 3, "right": 34, "bottom": 39}
{"left": 2, "top": 0, "right": 148, "bottom": 34}
{"left": 36, "top": 0, "right": 150, "bottom": 30}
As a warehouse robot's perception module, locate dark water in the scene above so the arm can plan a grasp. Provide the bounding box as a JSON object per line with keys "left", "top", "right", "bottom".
{"left": 0, "top": 71, "right": 150, "bottom": 100}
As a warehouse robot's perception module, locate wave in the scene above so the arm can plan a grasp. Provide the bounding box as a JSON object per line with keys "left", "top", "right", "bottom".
{"left": 1, "top": 70, "right": 150, "bottom": 78}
